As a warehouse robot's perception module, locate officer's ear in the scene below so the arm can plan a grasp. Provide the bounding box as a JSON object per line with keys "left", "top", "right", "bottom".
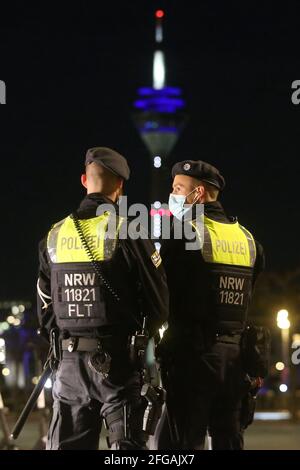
{"left": 81, "top": 173, "right": 88, "bottom": 189}
{"left": 116, "top": 178, "right": 124, "bottom": 198}
{"left": 194, "top": 185, "right": 205, "bottom": 202}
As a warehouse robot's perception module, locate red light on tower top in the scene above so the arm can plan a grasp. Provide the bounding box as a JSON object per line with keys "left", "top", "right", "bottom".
{"left": 155, "top": 9, "right": 164, "bottom": 19}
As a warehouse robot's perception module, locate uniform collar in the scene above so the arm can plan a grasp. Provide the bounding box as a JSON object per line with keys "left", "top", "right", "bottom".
{"left": 77, "top": 193, "right": 118, "bottom": 217}
{"left": 190, "top": 200, "right": 231, "bottom": 223}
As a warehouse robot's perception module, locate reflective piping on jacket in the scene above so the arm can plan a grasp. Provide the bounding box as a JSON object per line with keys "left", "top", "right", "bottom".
{"left": 37, "top": 278, "right": 52, "bottom": 310}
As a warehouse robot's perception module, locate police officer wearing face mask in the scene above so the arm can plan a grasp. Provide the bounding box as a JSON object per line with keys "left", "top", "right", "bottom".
{"left": 158, "top": 159, "right": 265, "bottom": 450}
{"left": 37, "top": 147, "right": 169, "bottom": 450}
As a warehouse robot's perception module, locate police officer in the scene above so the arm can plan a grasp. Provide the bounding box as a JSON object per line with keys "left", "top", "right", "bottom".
{"left": 158, "top": 160, "right": 264, "bottom": 450}
{"left": 37, "top": 147, "right": 169, "bottom": 450}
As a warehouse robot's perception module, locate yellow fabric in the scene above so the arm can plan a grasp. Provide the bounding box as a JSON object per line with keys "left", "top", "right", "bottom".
{"left": 192, "top": 216, "right": 256, "bottom": 267}
{"left": 47, "top": 213, "right": 123, "bottom": 263}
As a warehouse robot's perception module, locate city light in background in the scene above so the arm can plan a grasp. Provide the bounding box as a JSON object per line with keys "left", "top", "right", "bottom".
{"left": 2, "top": 367, "right": 10, "bottom": 377}
{"left": 277, "top": 309, "right": 290, "bottom": 330}
{"left": 0, "top": 301, "right": 33, "bottom": 390}
{"left": 0, "top": 338, "right": 6, "bottom": 364}
{"left": 292, "top": 334, "right": 300, "bottom": 349}
{"left": 276, "top": 309, "right": 291, "bottom": 394}
{"left": 153, "top": 156, "right": 161, "bottom": 168}
{"left": 276, "top": 310, "right": 290, "bottom": 364}
{"left": 153, "top": 51, "right": 166, "bottom": 90}
{"left": 44, "top": 378, "right": 52, "bottom": 390}
{"left": 0, "top": 303, "right": 27, "bottom": 335}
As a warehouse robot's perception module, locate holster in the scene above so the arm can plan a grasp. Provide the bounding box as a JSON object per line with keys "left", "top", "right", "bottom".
{"left": 141, "top": 383, "right": 166, "bottom": 435}
{"left": 240, "top": 377, "right": 261, "bottom": 429}
{"left": 103, "top": 402, "right": 147, "bottom": 450}
{"left": 240, "top": 326, "right": 271, "bottom": 378}
{"left": 240, "top": 391, "right": 257, "bottom": 429}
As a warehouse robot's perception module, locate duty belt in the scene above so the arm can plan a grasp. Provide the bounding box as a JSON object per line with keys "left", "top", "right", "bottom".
{"left": 62, "top": 337, "right": 102, "bottom": 352}
{"left": 61, "top": 337, "right": 113, "bottom": 378}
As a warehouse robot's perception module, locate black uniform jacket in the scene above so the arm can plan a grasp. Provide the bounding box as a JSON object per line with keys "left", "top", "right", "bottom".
{"left": 37, "top": 193, "right": 169, "bottom": 339}
{"left": 160, "top": 201, "right": 264, "bottom": 341}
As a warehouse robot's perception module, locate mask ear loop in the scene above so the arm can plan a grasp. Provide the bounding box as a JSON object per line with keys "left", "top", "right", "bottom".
{"left": 185, "top": 187, "right": 201, "bottom": 207}
{"left": 192, "top": 191, "right": 201, "bottom": 206}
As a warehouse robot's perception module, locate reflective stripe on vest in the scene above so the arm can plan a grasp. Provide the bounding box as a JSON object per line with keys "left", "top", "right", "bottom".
{"left": 47, "top": 212, "right": 124, "bottom": 263}
{"left": 190, "top": 216, "right": 256, "bottom": 267}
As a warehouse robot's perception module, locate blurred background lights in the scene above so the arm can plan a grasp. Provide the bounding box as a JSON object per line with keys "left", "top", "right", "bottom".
{"left": 155, "top": 9, "right": 164, "bottom": 18}
{"left": 292, "top": 334, "right": 300, "bottom": 348}
{"left": 11, "top": 305, "right": 19, "bottom": 315}
{"left": 1, "top": 322, "right": 9, "bottom": 331}
{"left": 154, "top": 242, "right": 161, "bottom": 252}
{"left": 275, "top": 362, "right": 285, "bottom": 371}
{"left": 277, "top": 309, "right": 290, "bottom": 329}
{"left": 153, "top": 213, "right": 161, "bottom": 237}
{"left": 44, "top": 378, "right": 52, "bottom": 389}
{"left": 153, "top": 156, "right": 161, "bottom": 168}
{"left": 2, "top": 367, "right": 10, "bottom": 376}
{"left": 153, "top": 51, "right": 165, "bottom": 89}
{"left": 279, "top": 384, "right": 288, "bottom": 393}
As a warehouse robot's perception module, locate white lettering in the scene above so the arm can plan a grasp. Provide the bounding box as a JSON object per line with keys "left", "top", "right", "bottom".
{"left": 291, "top": 80, "right": 300, "bottom": 105}
{"left": 65, "top": 274, "right": 73, "bottom": 286}
{"left": 68, "top": 304, "right": 76, "bottom": 317}
{"left": 227, "top": 277, "right": 235, "bottom": 289}
{"left": 85, "top": 304, "right": 93, "bottom": 317}
{"left": 291, "top": 347, "right": 300, "bottom": 365}
{"left": 219, "top": 276, "right": 227, "bottom": 289}
{"left": 235, "top": 277, "right": 245, "bottom": 290}
{"left": 82, "top": 273, "right": 95, "bottom": 286}
{"left": 0, "top": 80, "right": 6, "bottom": 104}
{"left": 73, "top": 273, "right": 82, "bottom": 286}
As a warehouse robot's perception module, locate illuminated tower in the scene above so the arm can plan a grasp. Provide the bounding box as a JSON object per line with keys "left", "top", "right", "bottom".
{"left": 133, "top": 9, "right": 187, "bottom": 247}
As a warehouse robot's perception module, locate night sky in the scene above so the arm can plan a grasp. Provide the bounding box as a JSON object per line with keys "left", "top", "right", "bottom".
{"left": 1, "top": 1, "right": 300, "bottom": 301}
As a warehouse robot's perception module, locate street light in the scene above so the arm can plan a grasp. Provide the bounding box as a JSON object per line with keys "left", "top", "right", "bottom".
{"left": 277, "top": 309, "right": 290, "bottom": 330}
{"left": 276, "top": 309, "right": 290, "bottom": 394}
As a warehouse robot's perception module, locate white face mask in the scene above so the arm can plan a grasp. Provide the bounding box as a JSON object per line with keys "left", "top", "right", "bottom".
{"left": 168, "top": 188, "right": 198, "bottom": 220}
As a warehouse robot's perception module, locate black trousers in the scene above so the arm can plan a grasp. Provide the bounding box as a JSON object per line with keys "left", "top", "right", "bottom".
{"left": 158, "top": 341, "right": 249, "bottom": 450}
{"left": 47, "top": 348, "right": 147, "bottom": 450}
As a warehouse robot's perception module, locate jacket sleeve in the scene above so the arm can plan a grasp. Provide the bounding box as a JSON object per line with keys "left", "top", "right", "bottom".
{"left": 124, "top": 236, "right": 169, "bottom": 336}
{"left": 37, "top": 236, "right": 57, "bottom": 341}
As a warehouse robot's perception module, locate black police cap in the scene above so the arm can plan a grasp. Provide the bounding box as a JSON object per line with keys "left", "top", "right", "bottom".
{"left": 172, "top": 160, "right": 225, "bottom": 191}
{"left": 85, "top": 147, "right": 130, "bottom": 181}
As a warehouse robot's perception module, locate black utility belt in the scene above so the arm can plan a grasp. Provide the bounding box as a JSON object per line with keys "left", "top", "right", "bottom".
{"left": 61, "top": 335, "right": 131, "bottom": 353}
{"left": 60, "top": 333, "right": 148, "bottom": 377}
{"left": 61, "top": 337, "right": 103, "bottom": 353}
{"left": 61, "top": 336, "right": 115, "bottom": 378}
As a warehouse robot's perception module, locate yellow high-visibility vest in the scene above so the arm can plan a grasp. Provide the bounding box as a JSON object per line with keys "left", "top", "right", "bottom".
{"left": 190, "top": 216, "right": 256, "bottom": 267}
{"left": 47, "top": 212, "right": 124, "bottom": 263}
